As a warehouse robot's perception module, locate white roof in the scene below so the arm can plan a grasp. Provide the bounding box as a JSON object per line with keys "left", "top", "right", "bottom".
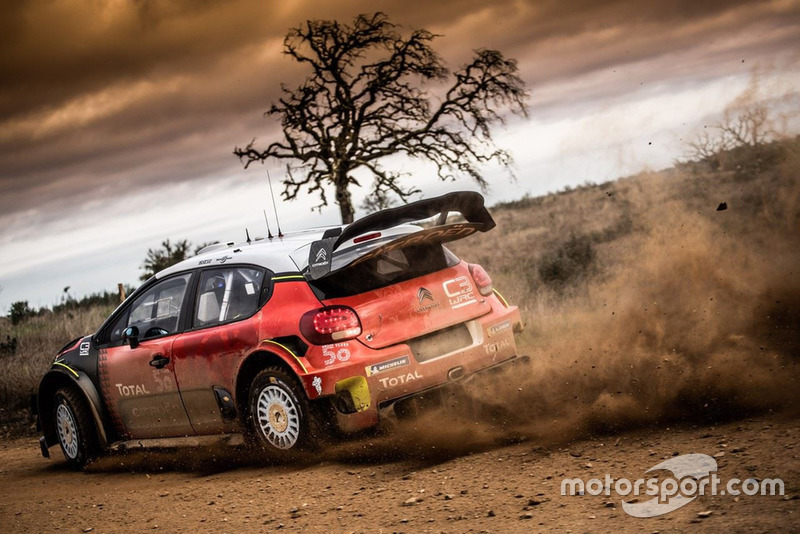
{"left": 155, "top": 223, "right": 425, "bottom": 280}
{"left": 155, "top": 227, "right": 337, "bottom": 279}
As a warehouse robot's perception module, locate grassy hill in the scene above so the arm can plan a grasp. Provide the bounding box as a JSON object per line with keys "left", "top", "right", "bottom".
{"left": 1, "top": 138, "right": 798, "bottom": 438}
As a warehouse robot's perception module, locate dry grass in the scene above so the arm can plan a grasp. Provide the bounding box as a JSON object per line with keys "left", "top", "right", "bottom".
{"left": 452, "top": 143, "right": 799, "bottom": 324}
{"left": 0, "top": 305, "right": 113, "bottom": 436}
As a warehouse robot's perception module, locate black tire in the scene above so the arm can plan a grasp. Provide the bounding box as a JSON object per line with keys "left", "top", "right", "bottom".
{"left": 53, "top": 387, "right": 99, "bottom": 469}
{"left": 247, "top": 367, "right": 326, "bottom": 456}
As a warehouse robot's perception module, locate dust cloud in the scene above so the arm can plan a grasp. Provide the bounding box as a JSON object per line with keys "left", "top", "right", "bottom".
{"left": 414, "top": 168, "right": 800, "bottom": 453}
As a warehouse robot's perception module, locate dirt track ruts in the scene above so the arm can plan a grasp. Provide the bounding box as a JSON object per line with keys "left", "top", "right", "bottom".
{"left": 1, "top": 414, "right": 797, "bottom": 533}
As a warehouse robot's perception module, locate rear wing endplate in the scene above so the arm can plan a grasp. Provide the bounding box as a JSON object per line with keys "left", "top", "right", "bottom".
{"left": 307, "top": 191, "right": 494, "bottom": 280}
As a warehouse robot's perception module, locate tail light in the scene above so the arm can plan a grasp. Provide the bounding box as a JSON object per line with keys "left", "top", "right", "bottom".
{"left": 300, "top": 306, "right": 362, "bottom": 345}
{"left": 469, "top": 264, "right": 493, "bottom": 296}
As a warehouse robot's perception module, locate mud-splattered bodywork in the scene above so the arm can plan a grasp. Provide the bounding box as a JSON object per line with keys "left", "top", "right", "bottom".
{"left": 36, "top": 192, "right": 525, "bottom": 455}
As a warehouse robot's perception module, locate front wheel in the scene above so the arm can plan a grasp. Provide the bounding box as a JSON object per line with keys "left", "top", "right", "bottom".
{"left": 248, "top": 367, "right": 322, "bottom": 455}
{"left": 53, "top": 388, "right": 98, "bottom": 469}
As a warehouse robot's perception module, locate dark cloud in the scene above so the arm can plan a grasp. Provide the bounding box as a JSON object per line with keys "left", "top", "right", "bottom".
{"left": 1, "top": 0, "right": 798, "bottom": 219}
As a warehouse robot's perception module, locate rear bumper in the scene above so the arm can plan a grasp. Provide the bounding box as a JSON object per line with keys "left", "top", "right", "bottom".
{"left": 379, "top": 352, "right": 530, "bottom": 411}
{"left": 302, "top": 304, "right": 524, "bottom": 433}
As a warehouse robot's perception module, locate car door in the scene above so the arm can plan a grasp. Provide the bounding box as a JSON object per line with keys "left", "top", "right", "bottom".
{"left": 99, "top": 273, "right": 196, "bottom": 439}
{"left": 171, "top": 266, "right": 268, "bottom": 434}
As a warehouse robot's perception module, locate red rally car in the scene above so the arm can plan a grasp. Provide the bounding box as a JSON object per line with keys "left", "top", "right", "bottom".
{"left": 35, "top": 191, "right": 525, "bottom": 468}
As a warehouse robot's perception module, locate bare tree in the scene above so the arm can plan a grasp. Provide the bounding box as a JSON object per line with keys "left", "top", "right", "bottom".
{"left": 234, "top": 12, "right": 528, "bottom": 223}
{"left": 685, "top": 101, "right": 777, "bottom": 172}
{"left": 359, "top": 188, "right": 397, "bottom": 214}
{"left": 717, "top": 101, "right": 773, "bottom": 148}
{"left": 685, "top": 127, "right": 734, "bottom": 171}
{"left": 683, "top": 74, "right": 789, "bottom": 171}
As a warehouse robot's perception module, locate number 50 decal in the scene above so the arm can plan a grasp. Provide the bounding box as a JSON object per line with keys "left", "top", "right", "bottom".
{"left": 322, "top": 343, "right": 352, "bottom": 366}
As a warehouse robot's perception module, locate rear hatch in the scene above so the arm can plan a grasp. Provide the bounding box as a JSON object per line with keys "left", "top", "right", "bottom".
{"left": 317, "top": 248, "right": 490, "bottom": 349}
{"left": 289, "top": 191, "right": 496, "bottom": 350}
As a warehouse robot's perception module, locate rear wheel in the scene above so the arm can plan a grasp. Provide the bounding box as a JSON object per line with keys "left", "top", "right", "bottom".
{"left": 247, "top": 367, "right": 325, "bottom": 456}
{"left": 53, "top": 388, "right": 98, "bottom": 469}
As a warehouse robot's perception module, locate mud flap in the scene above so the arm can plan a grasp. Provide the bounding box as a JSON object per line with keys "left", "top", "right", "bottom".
{"left": 334, "top": 377, "right": 371, "bottom": 414}
{"left": 213, "top": 387, "right": 237, "bottom": 421}
{"left": 39, "top": 436, "right": 50, "bottom": 458}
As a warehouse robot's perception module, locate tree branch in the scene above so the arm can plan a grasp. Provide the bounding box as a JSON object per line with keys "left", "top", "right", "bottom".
{"left": 234, "top": 12, "right": 528, "bottom": 223}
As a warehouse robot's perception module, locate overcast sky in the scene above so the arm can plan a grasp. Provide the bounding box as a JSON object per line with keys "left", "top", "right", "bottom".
{"left": 1, "top": 0, "right": 799, "bottom": 313}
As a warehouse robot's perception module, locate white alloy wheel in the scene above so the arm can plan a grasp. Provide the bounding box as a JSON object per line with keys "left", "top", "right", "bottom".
{"left": 256, "top": 384, "right": 301, "bottom": 449}
{"left": 56, "top": 402, "right": 79, "bottom": 459}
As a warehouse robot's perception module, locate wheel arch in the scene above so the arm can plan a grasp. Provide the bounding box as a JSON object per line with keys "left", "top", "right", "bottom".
{"left": 235, "top": 348, "right": 305, "bottom": 423}
{"left": 38, "top": 369, "right": 110, "bottom": 449}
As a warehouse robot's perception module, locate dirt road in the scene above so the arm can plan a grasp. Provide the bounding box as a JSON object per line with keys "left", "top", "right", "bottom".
{"left": 1, "top": 413, "right": 797, "bottom": 533}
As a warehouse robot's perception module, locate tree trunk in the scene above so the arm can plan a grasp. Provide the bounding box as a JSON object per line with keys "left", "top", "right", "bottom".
{"left": 335, "top": 178, "right": 355, "bottom": 224}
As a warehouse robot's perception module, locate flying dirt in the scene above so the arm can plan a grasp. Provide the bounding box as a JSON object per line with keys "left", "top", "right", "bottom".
{"left": 444, "top": 159, "right": 800, "bottom": 450}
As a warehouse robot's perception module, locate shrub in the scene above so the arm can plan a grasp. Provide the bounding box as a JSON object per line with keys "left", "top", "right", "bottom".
{"left": 538, "top": 234, "right": 597, "bottom": 290}
{"left": 0, "top": 335, "right": 17, "bottom": 356}
{"left": 9, "top": 301, "right": 36, "bottom": 326}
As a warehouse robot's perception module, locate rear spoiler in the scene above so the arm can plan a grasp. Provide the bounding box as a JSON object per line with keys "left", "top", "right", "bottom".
{"left": 307, "top": 191, "right": 494, "bottom": 280}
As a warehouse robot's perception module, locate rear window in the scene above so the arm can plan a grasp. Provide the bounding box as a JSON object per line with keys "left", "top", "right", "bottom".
{"left": 309, "top": 243, "right": 459, "bottom": 299}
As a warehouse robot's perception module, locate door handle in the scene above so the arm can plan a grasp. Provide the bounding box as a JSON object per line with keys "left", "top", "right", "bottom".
{"left": 149, "top": 355, "right": 170, "bottom": 369}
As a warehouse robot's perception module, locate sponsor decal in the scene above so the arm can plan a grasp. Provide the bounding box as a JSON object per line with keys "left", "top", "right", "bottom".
{"left": 378, "top": 370, "right": 422, "bottom": 388}
{"left": 312, "top": 376, "right": 322, "bottom": 395}
{"left": 308, "top": 238, "right": 335, "bottom": 275}
{"left": 322, "top": 343, "right": 351, "bottom": 366}
{"left": 151, "top": 369, "right": 174, "bottom": 392}
{"left": 215, "top": 255, "right": 233, "bottom": 264}
{"left": 198, "top": 259, "right": 212, "bottom": 265}
{"left": 484, "top": 339, "right": 511, "bottom": 354}
{"left": 116, "top": 383, "right": 151, "bottom": 397}
{"left": 415, "top": 302, "right": 440, "bottom": 313}
{"left": 417, "top": 287, "right": 434, "bottom": 303}
{"left": 132, "top": 402, "right": 182, "bottom": 418}
{"left": 488, "top": 320, "right": 511, "bottom": 337}
{"left": 443, "top": 276, "right": 477, "bottom": 309}
{"left": 366, "top": 355, "right": 410, "bottom": 377}
{"left": 79, "top": 341, "right": 91, "bottom": 356}
{"left": 414, "top": 287, "right": 440, "bottom": 313}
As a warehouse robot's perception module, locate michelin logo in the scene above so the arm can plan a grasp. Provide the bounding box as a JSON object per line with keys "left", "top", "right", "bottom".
{"left": 366, "top": 356, "right": 410, "bottom": 377}
{"left": 488, "top": 320, "right": 511, "bottom": 337}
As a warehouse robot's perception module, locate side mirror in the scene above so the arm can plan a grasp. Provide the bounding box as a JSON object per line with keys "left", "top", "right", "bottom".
{"left": 123, "top": 326, "right": 140, "bottom": 348}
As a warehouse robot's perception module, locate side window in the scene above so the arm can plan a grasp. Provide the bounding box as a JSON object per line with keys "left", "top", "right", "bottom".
{"left": 124, "top": 274, "right": 192, "bottom": 339}
{"left": 194, "top": 267, "right": 265, "bottom": 328}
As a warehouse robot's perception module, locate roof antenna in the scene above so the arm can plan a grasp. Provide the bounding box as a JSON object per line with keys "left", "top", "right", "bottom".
{"left": 263, "top": 209, "right": 273, "bottom": 239}
{"left": 245, "top": 228, "right": 252, "bottom": 244}
{"left": 267, "top": 169, "right": 284, "bottom": 238}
